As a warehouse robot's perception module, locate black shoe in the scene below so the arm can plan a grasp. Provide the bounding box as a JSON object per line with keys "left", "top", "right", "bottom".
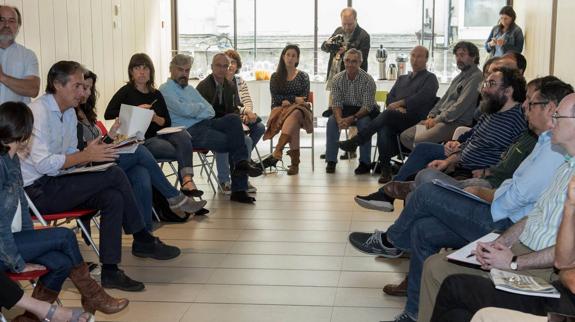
{"left": 339, "top": 137, "right": 359, "bottom": 152}
{"left": 326, "top": 161, "right": 336, "bottom": 173}
{"left": 101, "top": 269, "right": 145, "bottom": 292}
{"left": 233, "top": 160, "right": 263, "bottom": 177}
{"left": 340, "top": 151, "right": 357, "bottom": 160}
{"left": 320, "top": 153, "right": 326, "bottom": 159}
{"left": 321, "top": 109, "right": 333, "bottom": 117}
{"left": 194, "top": 207, "right": 210, "bottom": 216}
{"left": 230, "top": 191, "right": 256, "bottom": 204}
{"left": 132, "top": 237, "right": 181, "bottom": 260}
{"left": 353, "top": 192, "right": 394, "bottom": 212}
{"left": 181, "top": 188, "right": 204, "bottom": 198}
{"left": 261, "top": 155, "right": 279, "bottom": 168}
{"left": 378, "top": 165, "right": 393, "bottom": 184}
{"left": 354, "top": 162, "right": 371, "bottom": 175}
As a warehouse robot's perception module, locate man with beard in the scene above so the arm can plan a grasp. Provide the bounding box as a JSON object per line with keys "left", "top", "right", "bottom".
{"left": 0, "top": 5, "right": 39, "bottom": 104}
{"left": 159, "top": 54, "right": 262, "bottom": 204}
{"left": 347, "top": 70, "right": 546, "bottom": 322}
{"left": 353, "top": 67, "right": 527, "bottom": 213}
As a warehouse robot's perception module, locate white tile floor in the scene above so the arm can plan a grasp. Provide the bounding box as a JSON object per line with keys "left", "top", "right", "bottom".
{"left": 5, "top": 133, "right": 409, "bottom": 322}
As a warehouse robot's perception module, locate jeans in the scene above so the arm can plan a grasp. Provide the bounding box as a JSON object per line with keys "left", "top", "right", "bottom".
{"left": 117, "top": 145, "right": 180, "bottom": 230}
{"left": 326, "top": 115, "right": 372, "bottom": 164}
{"left": 188, "top": 114, "right": 248, "bottom": 191}
{"left": 25, "top": 166, "right": 145, "bottom": 265}
{"left": 215, "top": 118, "right": 264, "bottom": 184}
{"left": 393, "top": 142, "right": 445, "bottom": 181}
{"left": 386, "top": 182, "right": 513, "bottom": 318}
{"left": 0, "top": 228, "right": 84, "bottom": 292}
{"left": 144, "top": 130, "right": 194, "bottom": 181}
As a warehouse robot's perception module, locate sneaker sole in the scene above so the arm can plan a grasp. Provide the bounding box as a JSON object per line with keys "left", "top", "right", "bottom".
{"left": 101, "top": 282, "right": 145, "bottom": 292}
{"left": 132, "top": 250, "right": 181, "bottom": 261}
{"left": 354, "top": 197, "right": 394, "bottom": 212}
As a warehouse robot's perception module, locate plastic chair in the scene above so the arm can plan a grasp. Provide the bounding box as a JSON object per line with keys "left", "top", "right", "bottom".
{"left": 25, "top": 193, "right": 100, "bottom": 257}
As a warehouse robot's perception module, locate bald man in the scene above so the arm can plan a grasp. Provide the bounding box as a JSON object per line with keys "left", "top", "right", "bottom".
{"left": 321, "top": 7, "right": 370, "bottom": 79}
{"left": 339, "top": 46, "right": 439, "bottom": 181}
{"left": 0, "top": 5, "right": 40, "bottom": 104}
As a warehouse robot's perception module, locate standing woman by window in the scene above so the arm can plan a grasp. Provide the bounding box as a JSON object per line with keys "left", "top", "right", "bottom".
{"left": 485, "top": 6, "right": 524, "bottom": 57}
{"left": 263, "top": 44, "right": 312, "bottom": 175}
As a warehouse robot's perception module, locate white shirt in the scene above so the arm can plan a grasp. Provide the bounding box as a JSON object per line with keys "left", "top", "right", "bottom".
{"left": 0, "top": 42, "right": 39, "bottom": 104}
{"left": 19, "top": 94, "right": 79, "bottom": 186}
{"left": 11, "top": 199, "right": 22, "bottom": 233}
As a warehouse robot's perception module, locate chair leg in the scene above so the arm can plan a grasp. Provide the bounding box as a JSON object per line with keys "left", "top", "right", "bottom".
{"left": 167, "top": 162, "right": 180, "bottom": 188}
{"left": 76, "top": 219, "right": 100, "bottom": 257}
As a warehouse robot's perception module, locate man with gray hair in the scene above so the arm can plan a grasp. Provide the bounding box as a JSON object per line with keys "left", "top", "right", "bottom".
{"left": 325, "top": 48, "right": 378, "bottom": 174}
{"left": 159, "top": 53, "right": 262, "bottom": 204}
{"left": 0, "top": 5, "right": 39, "bottom": 104}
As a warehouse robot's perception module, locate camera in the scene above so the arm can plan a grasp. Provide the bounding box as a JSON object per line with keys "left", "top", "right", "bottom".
{"left": 325, "top": 34, "right": 345, "bottom": 52}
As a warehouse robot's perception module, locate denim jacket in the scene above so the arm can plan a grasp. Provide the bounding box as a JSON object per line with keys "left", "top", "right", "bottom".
{"left": 0, "top": 152, "right": 33, "bottom": 272}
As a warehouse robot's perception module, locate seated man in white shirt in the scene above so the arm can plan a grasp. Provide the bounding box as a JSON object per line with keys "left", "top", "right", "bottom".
{"left": 20, "top": 61, "right": 180, "bottom": 292}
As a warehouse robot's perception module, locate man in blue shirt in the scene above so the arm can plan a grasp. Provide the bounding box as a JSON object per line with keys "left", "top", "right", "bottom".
{"left": 159, "top": 54, "right": 261, "bottom": 204}
{"left": 349, "top": 78, "right": 573, "bottom": 322}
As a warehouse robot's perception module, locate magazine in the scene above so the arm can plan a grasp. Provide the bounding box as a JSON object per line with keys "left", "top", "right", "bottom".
{"left": 57, "top": 162, "right": 116, "bottom": 176}
{"left": 490, "top": 268, "right": 560, "bottom": 298}
{"left": 118, "top": 104, "right": 154, "bottom": 139}
{"left": 432, "top": 179, "right": 491, "bottom": 205}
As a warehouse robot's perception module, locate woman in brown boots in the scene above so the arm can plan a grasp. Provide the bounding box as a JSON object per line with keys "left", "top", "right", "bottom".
{"left": 263, "top": 44, "right": 313, "bottom": 175}
{"left": 0, "top": 102, "right": 129, "bottom": 321}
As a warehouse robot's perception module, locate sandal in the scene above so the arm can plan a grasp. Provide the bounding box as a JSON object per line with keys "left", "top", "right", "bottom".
{"left": 42, "top": 304, "right": 95, "bottom": 322}
{"left": 180, "top": 180, "right": 204, "bottom": 197}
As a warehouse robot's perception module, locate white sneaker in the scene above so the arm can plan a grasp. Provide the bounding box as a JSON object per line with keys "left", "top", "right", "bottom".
{"left": 247, "top": 181, "right": 257, "bottom": 193}
{"left": 220, "top": 182, "right": 232, "bottom": 195}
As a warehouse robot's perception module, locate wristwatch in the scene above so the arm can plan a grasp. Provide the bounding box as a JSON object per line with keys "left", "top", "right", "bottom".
{"left": 510, "top": 255, "right": 518, "bottom": 270}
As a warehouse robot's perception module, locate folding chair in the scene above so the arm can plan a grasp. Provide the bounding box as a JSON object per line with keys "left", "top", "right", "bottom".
{"left": 25, "top": 193, "right": 100, "bottom": 257}
{"left": 5, "top": 266, "right": 63, "bottom": 307}
{"left": 193, "top": 149, "right": 220, "bottom": 194}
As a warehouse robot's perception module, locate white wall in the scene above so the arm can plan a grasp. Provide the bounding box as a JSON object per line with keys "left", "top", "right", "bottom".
{"left": 2, "top": 0, "right": 172, "bottom": 119}
{"left": 554, "top": 0, "right": 575, "bottom": 86}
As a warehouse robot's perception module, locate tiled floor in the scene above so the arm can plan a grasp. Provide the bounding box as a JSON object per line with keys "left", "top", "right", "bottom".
{"left": 6, "top": 133, "right": 409, "bottom": 322}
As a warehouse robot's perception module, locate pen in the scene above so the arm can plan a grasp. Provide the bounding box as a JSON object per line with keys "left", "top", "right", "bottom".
{"left": 466, "top": 253, "right": 475, "bottom": 258}
{"left": 149, "top": 99, "right": 158, "bottom": 107}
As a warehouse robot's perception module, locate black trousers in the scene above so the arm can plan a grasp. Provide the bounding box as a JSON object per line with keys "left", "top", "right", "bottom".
{"left": 355, "top": 109, "right": 419, "bottom": 164}
{"left": 431, "top": 274, "right": 575, "bottom": 322}
{"left": 25, "top": 166, "right": 145, "bottom": 265}
{"left": 0, "top": 271, "right": 23, "bottom": 309}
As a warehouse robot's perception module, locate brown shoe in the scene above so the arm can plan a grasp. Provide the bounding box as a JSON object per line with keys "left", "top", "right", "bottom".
{"left": 69, "top": 263, "right": 129, "bottom": 314}
{"left": 383, "top": 181, "right": 415, "bottom": 200}
{"left": 383, "top": 276, "right": 408, "bottom": 297}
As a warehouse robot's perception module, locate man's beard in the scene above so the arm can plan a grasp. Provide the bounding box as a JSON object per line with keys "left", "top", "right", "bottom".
{"left": 480, "top": 92, "right": 506, "bottom": 114}
{"left": 177, "top": 77, "right": 188, "bottom": 87}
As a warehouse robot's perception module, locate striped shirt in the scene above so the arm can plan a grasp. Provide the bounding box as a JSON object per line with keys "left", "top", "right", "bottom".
{"left": 460, "top": 103, "right": 526, "bottom": 169}
{"left": 232, "top": 76, "right": 254, "bottom": 114}
{"left": 520, "top": 156, "right": 575, "bottom": 251}
{"left": 331, "top": 68, "right": 377, "bottom": 112}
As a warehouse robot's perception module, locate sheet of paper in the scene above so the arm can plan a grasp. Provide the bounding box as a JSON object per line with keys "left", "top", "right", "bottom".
{"left": 415, "top": 124, "right": 426, "bottom": 138}
{"left": 156, "top": 126, "right": 185, "bottom": 135}
{"left": 118, "top": 104, "right": 154, "bottom": 140}
{"left": 446, "top": 232, "right": 500, "bottom": 266}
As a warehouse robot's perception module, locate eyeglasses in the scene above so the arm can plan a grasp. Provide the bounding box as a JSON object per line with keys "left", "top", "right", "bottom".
{"left": 0, "top": 17, "right": 18, "bottom": 25}
{"left": 552, "top": 111, "right": 575, "bottom": 124}
{"left": 482, "top": 80, "right": 504, "bottom": 88}
{"left": 344, "top": 59, "right": 360, "bottom": 65}
{"left": 527, "top": 101, "right": 549, "bottom": 110}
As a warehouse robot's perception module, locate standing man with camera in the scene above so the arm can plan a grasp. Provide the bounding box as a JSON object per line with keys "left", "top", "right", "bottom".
{"left": 322, "top": 7, "right": 371, "bottom": 82}
{"left": 321, "top": 7, "right": 371, "bottom": 160}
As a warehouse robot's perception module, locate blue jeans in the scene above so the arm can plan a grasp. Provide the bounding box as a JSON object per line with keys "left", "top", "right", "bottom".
{"left": 188, "top": 114, "right": 248, "bottom": 191}
{"left": 215, "top": 120, "right": 264, "bottom": 184}
{"left": 117, "top": 145, "right": 180, "bottom": 230}
{"left": 326, "top": 115, "right": 372, "bottom": 164}
{"left": 144, "top": 130, "right": 194, "bottom": 181}
{"left": 393, "top": 142, "right": 446, "bottom": 181}
{"left": 0, "top": 228, "right": 84, "bottom": 292}
{"left": 386, "top": 182, "right": 513, "bottom": 318}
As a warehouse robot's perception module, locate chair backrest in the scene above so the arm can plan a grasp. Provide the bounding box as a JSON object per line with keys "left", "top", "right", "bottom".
{"left": 375, "top": 90, "right": 388, "bottom": 105}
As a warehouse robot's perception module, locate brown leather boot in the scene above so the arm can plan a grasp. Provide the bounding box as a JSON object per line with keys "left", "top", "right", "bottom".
{"left": 272, "top": 133, "right": 291, "bottom": 160}
{"left": 12, "top": 282, "right": 60, "bottom": 322}
{"left": 69, "top": 263, "right": 129, "bottom": 314}
{"left": 286, "top": 149, "right": 300, "bottom": 175}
